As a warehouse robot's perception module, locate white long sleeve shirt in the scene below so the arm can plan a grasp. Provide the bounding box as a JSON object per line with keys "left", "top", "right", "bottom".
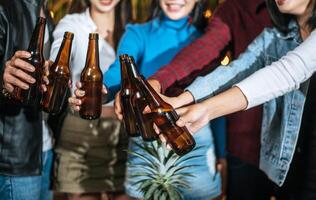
{"left": 49, "top": 9, "right": 116, "bottom": 95}
{"left": 236, "top": 29, "right": 316, "bottom": 109}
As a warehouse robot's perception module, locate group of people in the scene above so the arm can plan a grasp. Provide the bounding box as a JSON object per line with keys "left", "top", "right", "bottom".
{"left": 0, "top": 0, "right": 315, "bottom": 200}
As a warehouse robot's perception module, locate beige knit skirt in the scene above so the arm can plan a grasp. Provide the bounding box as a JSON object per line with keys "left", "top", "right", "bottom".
{"left": 53, "top": 112, "right": 128, "bottom": 193}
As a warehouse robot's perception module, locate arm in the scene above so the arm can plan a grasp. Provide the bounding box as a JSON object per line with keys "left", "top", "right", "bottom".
{"left": 185, "top": 30, "right": 267, "bottom": 103}
{"left": 176, "top": 29, "right": 316, "bottom": 133}
{"left": 149, "top": 16, "right": 231, "bottom": 92}
{"left": 103, "top": 24, "right": 144, "bottom": 100}
{"left": 236, "top": 29, "right": 316, "bottom": 108}
{"left": 176, "top": 87, "right": 247, "bottom": 133}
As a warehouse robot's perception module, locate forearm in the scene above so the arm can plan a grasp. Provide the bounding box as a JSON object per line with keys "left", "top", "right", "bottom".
{"left": 204, "top": 87, "right": 247, "bottom": 121}
{"left": 150, "top": 17, "right": 231, "bottom": 92}
{"left": 236, "top": 29, "right": 316, "bottom": 108}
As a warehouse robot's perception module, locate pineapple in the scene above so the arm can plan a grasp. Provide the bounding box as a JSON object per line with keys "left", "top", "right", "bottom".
{"left": 127, "top": 140, "right": 203, "bottom": 200}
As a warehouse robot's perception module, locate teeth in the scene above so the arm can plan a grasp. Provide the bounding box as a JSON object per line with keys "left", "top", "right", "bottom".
{"left": 167, "top": 3, "right": 184, "bottom": 9}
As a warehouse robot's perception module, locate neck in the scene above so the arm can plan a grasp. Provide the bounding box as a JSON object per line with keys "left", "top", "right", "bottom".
{"left": 90, "top": 7, "right": 115, "bottom": 40}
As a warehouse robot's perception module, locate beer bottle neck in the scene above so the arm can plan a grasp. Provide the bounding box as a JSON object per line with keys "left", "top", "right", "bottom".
{"left": 139, "top": 76, "right": 163, "bottom": 109}
{"left": 84, "top": 38, "right": 100, "bottom": 70}
{"left": 28, "top": 17, "right": 46, "bottom": 56}
{"left": 120, "top": 54, "right": 130, "bottom": 87}
{"left": 127, "top": 57, "right": 140, "bottom": 79}
{"left": 55, "top": 34, "right": 73, "bottom": 67}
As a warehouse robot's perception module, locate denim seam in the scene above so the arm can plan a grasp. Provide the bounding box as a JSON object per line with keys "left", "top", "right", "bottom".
{"left": 8, "top": 177, "right": 12, "bottom": 200}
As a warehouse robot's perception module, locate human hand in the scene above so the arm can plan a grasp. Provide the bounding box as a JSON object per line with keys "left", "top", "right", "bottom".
{"left": 175, "top": 101, "right": 212, "bottom": 134}
{"left": 147, "top": 78, "right": 161, "bottom": 93}
{"left": 41, "top": 60, "right": 53, "bottom": 92}
{"left": 114, "top": 91, "right": 123, "bottom": 120}
{"left": 68, "top": 81, "right": 107, "bottom": 111}
{"left": 3, "top": 51, "right": 35, "bottom": 92}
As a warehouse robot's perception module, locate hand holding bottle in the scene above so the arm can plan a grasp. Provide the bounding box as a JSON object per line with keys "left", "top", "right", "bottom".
{"left": 3, "top": 51, "right": 35, "bottom": 93}
{"left": 175, "top": 101, "right": 213, "bottom": 134}
{"left": 41, "top": 60, "right": 54, "bottom": 92}
{"left": 68, "top": 81, "right": 107, "bottom": 112}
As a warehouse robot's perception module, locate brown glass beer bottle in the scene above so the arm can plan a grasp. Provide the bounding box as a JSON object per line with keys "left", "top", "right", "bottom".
{"left": 119, "top": 54, "right": 140, "bottom": 136}
{"left": 137, "top": 76, "right": 196, "bottom": 156}
{"left": 127, "top": 57, "right": 158, "bottom": 141}
{"left": 41, "top": 32, "right": 74, "bottom": 115}
{"left": 79, "top": 33, "right": 103, "bottom": 120}
{"left": 14, "top": 17, "right": 46, "bottom": 106}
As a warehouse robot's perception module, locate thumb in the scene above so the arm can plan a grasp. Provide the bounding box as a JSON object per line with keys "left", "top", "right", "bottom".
{"left": 187, "top": 119, "right": 204, "bottom": 134}
{"left": 175, "top": 107, "right": 187, "bottom": 116}
{"left": 176, "top": 108, "right": 191, "bottom": 127}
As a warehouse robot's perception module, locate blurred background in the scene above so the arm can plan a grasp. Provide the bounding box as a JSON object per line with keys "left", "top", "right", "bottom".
{"left": 47, "top": 0, "right": 220, "bottom": 24}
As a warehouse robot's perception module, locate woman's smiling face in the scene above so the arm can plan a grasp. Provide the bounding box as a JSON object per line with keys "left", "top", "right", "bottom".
{"left": 160, "top": 0, "right": 197, "bottom": 20}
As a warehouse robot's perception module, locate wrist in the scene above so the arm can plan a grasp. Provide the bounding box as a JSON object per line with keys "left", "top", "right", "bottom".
{"left": 178, "top": 91, "right": 194, "bottom": 107}
{"left": 201, "top": 99, "right": 215, "bottom": 122}
{"left": 1, "top": 83, "right": 13, "bottom": 99}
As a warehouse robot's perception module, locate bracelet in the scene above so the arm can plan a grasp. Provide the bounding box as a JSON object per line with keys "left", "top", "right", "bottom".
{"left": 1, "top": 84, "right": 13, "bottom": 99}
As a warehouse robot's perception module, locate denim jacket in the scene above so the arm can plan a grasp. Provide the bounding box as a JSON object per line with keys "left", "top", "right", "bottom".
{"left": 186, "top": 21, "right": 308, "bottom": 186}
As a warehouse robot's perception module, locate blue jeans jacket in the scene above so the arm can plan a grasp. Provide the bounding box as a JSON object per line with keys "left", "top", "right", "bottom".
{"left": 187, "top": 21, "right": 308, "bottom": 186}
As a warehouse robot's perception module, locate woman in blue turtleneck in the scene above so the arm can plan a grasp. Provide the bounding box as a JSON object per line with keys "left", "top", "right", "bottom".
{"left": 104, "top": 0, "right": 223, "bottom": 199}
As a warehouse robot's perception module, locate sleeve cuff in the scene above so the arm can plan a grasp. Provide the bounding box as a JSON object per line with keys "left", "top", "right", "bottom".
{"left": 234, "top": 82, "right": 255, "bottom": 109}
{"left": 185, "top": 77, "right": 215, "bottom": 102}
{"left": 150, "top": 71, "right": 175, "bottom": 92}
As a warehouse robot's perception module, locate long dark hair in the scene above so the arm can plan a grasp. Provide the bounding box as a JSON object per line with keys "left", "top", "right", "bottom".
{"left": 149, "top": 0, "right": 211, "bottom": 32}
{"left": 266, "top": 0, "right": 316, "bottom": 33}
{"left": 68, "top": 0, "right": 132, "bottom": 50}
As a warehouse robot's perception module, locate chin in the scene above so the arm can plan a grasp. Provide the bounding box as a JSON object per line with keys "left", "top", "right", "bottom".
{"left": 165, "top": 13, "right": 186, "bottom": 20}
{"left": 95, "top": 5, "right": 115, "bottom": 13}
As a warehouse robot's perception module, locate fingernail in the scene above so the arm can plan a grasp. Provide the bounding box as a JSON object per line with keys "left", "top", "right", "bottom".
{"left": 78, "top": 90, "right": 85, "bottom": 96}
{"left": 29, "top": 67, "right": 35, "bottom": 72}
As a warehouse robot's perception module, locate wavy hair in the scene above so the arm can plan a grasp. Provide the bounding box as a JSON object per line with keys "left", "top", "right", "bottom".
{"left": 266, "top": 0, "right": 316, "bottom": 33}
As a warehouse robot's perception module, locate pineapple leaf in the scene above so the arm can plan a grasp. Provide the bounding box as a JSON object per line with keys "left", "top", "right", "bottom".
{"left": 133, "top": 141, "right": 163, "bottom": 164}
{"left": 164, "top": 165, "right": 192, "bottom": 178}
{"left": 139, "top": 180, "right": 153, "bottom": 192}
{"left": 163, "top": 156, "right": 180, "bottom": 173}
{"left": 127, "top": 150, "right": 160, "bottom": 170}
{"left": 166, "top": 186, "right": 182, "bottom": 200}
{"left": 172, "top": 164, "right": 201, "bottom": 175}
{"left": 144, "top": 183, "right": 159, "bottom": 200}
{"left": 130, "top": 172, "right": 157, "bottom": 181}
{"left": 128, "top": 164, "right": 158, "bottom": 175}
{"left": 160, "top": 192, "right": 167, "bottom": 200}
{"left": 127, "top": 139, "right": 206, "bottom": 200}
{"left": 175, "top": 154, "right": 203, "bottom": 166}
{"left": 170, "top": 179, "right": 191, "bottom": 189}
{"left": 153, "top": 188, "right": 162, "bottom": 200}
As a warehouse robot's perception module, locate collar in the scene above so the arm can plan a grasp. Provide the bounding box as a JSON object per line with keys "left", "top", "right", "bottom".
{"left": 84, "top": 8, "right": 97, "bottom": 31}
{"left": 152, "top": 14, "right": 189, "bottom": 30}
{"left": 277, "top": 20, "right": 302, "bottom": 44}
